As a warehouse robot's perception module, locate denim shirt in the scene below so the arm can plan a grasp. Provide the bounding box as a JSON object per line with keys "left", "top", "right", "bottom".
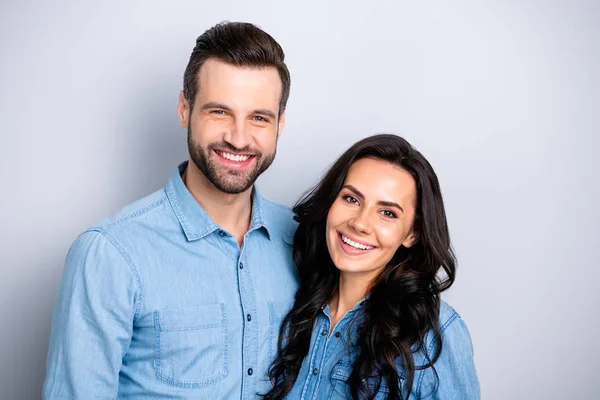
{"left": 286, "top": 301, "right": 480, "bottom": 400}
{"left": 43, "top": 162, "right": 299, "bottom": 399}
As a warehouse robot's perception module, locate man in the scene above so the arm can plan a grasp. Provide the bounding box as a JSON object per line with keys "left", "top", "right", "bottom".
{"left": 43, "top": 22, "right": 299, "bottom": 399}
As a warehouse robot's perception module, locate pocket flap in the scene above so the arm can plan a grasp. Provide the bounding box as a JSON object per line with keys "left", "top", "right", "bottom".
{"left": 330, "top": 361, "right": 404, "bottom": 393}
{"left": 156, "top": 303, "right": 225, "bottom": 332}
{"left": 331, "top": 362, "right": 353, "bottom": 381}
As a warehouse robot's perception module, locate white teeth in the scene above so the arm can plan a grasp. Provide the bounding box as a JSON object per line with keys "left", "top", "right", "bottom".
{"left": 219, "top": 151, "right": 251, "bottom": 162}
{"left": 341, "top": 235, "right": 374, "bottom": 250}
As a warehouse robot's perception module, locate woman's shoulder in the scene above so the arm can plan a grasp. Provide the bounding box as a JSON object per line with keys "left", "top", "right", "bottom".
{"left": 438, "top": 300, "right": 462, "bottom": 333}
{"left": 409, "top": 300, "right": 480, "bottom": 398}
{"left": 406, "top": 300, "right": 475, "bottom": 369}
{"left": 428, "top": 300, "right": 474, "bottom": 349}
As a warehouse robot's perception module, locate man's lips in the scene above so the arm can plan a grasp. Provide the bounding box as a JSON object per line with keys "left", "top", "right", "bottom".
{"left": 213, "top": 149, "right": 256, "bottom": 167}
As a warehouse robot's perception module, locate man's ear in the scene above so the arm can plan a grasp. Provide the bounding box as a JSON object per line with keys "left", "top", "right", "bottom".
{"left": 177, "top": 91, "right": 189, "bottom": 128}
{"left": 277, "top": 112, "right": 286, "bottom": 138}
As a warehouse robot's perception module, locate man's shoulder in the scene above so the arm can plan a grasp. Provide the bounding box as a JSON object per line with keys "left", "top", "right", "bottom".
{"left": 88, "top": 188, "right": 170, "bottom": 235}
{"left": 62, "top": 188, "right": 170, "bottom": 286}
{"left": 260, "top": 195, "right": 298, "bottom": 235}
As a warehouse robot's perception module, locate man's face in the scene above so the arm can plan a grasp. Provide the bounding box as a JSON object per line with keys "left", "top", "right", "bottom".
{"left": 178, "top": 58, "right": 285, "bottom": 194}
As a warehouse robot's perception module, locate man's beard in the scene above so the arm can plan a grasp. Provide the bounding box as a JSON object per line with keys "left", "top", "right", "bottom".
{"left": 187, "top": 126, "right": 276, "bottom": 194}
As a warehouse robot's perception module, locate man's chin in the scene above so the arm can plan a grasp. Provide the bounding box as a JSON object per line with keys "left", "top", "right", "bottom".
{"left": 210, "top": 176, "right": 254, "bottom": 194}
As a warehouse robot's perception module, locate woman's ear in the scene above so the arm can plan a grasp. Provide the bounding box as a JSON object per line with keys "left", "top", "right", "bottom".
{"left": 402, "top": 231, "right": 418, "bottom": 248}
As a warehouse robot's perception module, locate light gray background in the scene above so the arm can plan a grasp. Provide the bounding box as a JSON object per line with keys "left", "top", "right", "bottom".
{"left": 1, "top": 0, "right": 598, "bottom": 398}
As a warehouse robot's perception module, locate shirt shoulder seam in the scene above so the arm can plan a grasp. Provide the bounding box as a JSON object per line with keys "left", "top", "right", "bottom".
{"left": 414, "top": 309, "right": 459, "bottom": 396}
{"left": 84, "top": 228, "right": 145, "bottom": 321}
{"left": 93, "top": 194, "right": 167, "bottom": 232}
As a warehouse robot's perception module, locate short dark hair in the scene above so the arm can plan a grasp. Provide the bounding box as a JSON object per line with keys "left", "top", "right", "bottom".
{"left": 183, "top": 21, "right": 291, "bottom": 116}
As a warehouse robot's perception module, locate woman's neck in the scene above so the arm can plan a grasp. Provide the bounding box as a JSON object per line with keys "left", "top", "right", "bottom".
{"left": 328, "top": 272, "right": 370, "bottom": 334}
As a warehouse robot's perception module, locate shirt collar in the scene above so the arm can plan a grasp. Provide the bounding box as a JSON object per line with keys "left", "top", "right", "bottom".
{"left": 249, "top": 184, "right": 271, "bottom": 238}
{"left": 165, "top": 161, "right": 271, "bottom": 241}
{"left": 321, "top": 296, "right": 368, "bottom": 317}
{"left": 321, "top": 298, "right": 366, "bottom": 346}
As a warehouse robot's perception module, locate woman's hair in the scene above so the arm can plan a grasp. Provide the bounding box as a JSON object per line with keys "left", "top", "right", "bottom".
{"left": 262, "top": 134, "right": 456, "bottom": 400}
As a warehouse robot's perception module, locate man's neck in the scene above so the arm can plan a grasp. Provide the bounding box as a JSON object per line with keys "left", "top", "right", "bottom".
{"left": 183, "top": 160, "right": 253, "bottom": 245}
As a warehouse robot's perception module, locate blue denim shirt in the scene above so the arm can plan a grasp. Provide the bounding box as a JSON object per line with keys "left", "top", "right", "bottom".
{"left": 286, "top": 301, "right": 480, "bottom": 400}
{"left": 43, "top": 162, "right": 299, "bottom": 399}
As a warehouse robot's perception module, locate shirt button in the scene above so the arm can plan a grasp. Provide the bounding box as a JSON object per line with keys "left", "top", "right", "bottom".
{"left": 218, "top": 230, "right": 226, "bottom": 236}
{"left": 313, "top": 368, "right": 318, "bottom": 375}
{"left": 248, "top": 368, "right": 253, "bottom": 376}
{"left": 247, "top": 314, "right": 252, "bottom": 322}
{"left": 335, "top": 332, "right": 341, "bottom": 338}
{"left": 321, "top": 329, "right": 327, "bottom": 336}
{"left": 239, "top": 263, "right": 244, "bottom": 269}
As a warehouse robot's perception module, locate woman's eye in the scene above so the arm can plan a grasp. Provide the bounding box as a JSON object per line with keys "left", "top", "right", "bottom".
{"left": 381, "top": 210, "right": 398, "bottom": 218}
{"left": 342, "top": 195, "right": 359, "bottom": 205}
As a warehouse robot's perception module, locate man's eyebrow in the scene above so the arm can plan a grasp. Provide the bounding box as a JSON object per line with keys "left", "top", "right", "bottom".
{"left": 342, "top": 184, "right": 404, "bottom": 213}
{"left": 200, "top": 102, "right": 233, "bottom": 112}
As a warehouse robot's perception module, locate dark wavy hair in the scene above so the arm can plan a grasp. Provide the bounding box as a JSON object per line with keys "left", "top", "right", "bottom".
{"left": 262, "top": 134, "right": 456, "bottom": 400}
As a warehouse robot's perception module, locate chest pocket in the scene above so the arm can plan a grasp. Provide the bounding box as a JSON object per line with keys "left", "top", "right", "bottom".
{"left": 329, "top": 361, "right": 405, "bottom": 400}
{"left": 154, "top": 303, "right": 227, "bottom": 388}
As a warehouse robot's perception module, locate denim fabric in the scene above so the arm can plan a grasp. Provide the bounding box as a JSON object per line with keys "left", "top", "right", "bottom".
{"left": 286, "top": 301, "right": 480, "bottom": 400}
{"left": 43, "top": 162, "right": 299, "bottom": 399}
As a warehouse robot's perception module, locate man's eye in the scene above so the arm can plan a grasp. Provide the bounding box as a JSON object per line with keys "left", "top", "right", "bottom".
{"left": 211, "top": 110, "right": 226, "bottom": 115}
{"left": 253, "top": 116, "right": 268, "bottom": 122}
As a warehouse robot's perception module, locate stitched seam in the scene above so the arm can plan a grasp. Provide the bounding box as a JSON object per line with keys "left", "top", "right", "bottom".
{"left": 86, "top": 229, "right": 144, "bottom": 322}
{"left": 251, "top": 192, "right": 267, "bottom": 228}
{"left": 440, "top": 311, "right": 459, "bottom": 334}
{"left": 222, "top": 303, "right": 229, "bottom": 377}
{"left": 416, "top": 311, "right": 459, "bottom": 396}
{"left": 154, "top": 303, "right": 228, "bottom": 388}
{"left": 95, "top": 195, "right": 166, "bottom": 231}
{"left": 160, "top": 323, "right": 222, "bottom": 332}
{"left": 154, "top": 311, "right": 162, "bottom": 382}
{"left": 166, "top": 181, "right": 220, "bottom": 240}
{"left": 165, "top": 181, "right": 195, "bottom": 239}
{"left": 268, "top": 302, "right": 276, "bottom": 361}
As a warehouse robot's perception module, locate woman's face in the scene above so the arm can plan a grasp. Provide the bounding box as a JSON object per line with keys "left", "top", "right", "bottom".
{"left": 326, "top": 157, "right": 418, "bottom": 282}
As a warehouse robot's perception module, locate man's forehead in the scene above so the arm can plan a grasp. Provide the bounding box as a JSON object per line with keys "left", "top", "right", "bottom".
{"left": 195, "top": 59, "right": 282, "bottom": 109}
{"left": 199, "top": 58, "right": 280, "bottom": 84}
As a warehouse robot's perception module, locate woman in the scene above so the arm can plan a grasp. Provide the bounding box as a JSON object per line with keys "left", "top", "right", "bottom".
{"left": 262, "top": 134, "right": 479, "bottom": 399}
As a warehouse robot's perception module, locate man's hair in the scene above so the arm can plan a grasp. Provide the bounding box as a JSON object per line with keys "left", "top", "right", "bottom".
{"left": 183, "top": 21, "right": 291, "bottom": 116}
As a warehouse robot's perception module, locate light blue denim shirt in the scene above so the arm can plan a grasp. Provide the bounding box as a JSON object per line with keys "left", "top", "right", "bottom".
{"left": 43, "top": 162, "right": 299, "bottom": 399}
{"left": 286, "top": 301, "right": 480, "bottom": 400}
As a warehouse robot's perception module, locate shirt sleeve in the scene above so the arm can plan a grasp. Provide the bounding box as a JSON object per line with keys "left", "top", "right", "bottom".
{"left": 43, "top": 230, "right": 140, "bottom": 399}
{"left": 412, "top": 313, "right": 481, "bottom": 400}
